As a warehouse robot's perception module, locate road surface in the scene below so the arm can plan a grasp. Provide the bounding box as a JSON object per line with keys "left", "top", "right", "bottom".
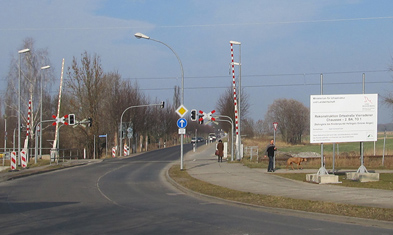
{"left": 0, "top": 144, "right": 391, "bottom": 234}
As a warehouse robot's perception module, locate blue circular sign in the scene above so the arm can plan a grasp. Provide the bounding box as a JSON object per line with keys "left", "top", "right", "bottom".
{"left": 177, "top": 118, "right": 187, "bottom": 128}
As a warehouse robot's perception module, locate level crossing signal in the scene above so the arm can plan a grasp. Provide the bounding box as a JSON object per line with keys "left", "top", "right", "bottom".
{"left": 52, "top": 114, "right": 69, "bottom": 125}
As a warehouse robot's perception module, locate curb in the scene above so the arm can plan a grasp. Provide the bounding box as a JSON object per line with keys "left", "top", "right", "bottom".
{"left": 0, "top": 160, "right": 103, "bottom": 182}
{"left": 5, "top": 162, "right": 89, "bottom": 181}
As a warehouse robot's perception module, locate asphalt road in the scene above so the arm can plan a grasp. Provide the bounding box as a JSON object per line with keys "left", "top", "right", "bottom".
{"left": 0, "top": 143, "right": 391, "bottom": 234}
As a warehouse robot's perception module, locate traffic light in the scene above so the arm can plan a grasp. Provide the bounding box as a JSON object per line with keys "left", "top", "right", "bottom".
{"left": 190, "top": 109, "right": 197, "bottom": 121}
{"left": 88, "top": 117, "right": 93, "bottom": 127}
{"left": 198, "top": 114, "right": 204, "bottom": 124}
{"left": 160, "top": 101, "right": 165, "bottom": 109}
{"left": 68, "top": 114, "right": 75, "bottom": 125}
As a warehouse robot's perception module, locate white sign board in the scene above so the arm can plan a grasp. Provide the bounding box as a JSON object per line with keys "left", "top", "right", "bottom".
{"left": 310, "top": 94, "right": 378, "bottom": 143}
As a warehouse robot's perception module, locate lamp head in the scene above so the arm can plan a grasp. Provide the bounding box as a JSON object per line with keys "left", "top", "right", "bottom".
{"left": 41, "top": 65, "right": 50, "bottom": 70}
{"left": 134, "top": 32, "right": 150, "bottom": 39}
{"left": 229, "top": 40, "right": 241, "bottom": 45}
{"left": 18, "top": 48, "right": 30, "bottom": 54}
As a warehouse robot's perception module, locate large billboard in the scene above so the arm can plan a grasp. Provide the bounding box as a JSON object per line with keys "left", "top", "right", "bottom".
{"left": 310, "top": 94, "right": 378, "bottom": 143}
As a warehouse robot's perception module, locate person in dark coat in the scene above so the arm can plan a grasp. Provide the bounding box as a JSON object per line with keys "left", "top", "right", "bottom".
{"left": 264, "top": 139, "right": 277, "bottom": 172}
{"left": 216, "top": 139, "right": 224, "bottom": 162}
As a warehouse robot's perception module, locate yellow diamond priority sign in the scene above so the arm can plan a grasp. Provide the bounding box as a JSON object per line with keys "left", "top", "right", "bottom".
{"left": 176, "top": 105, "right": 188, "bottom": 118}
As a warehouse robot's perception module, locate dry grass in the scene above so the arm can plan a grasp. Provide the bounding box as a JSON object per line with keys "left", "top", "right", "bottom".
{"left": 244, "top": 155, "right": 393, "bottom": 170}
{"left": 242, "top": 136, "right": 393, "bottom": 170}
{"left": 277, "top": 173, "right": 393, "bottom": 190}
{"left": 169, "top": 164, "right": 393, "bottom": 221}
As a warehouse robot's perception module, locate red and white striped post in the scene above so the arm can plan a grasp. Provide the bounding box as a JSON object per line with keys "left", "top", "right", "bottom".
{"left": 123, "top": 144, "right": 128, "bottom": 156}
{"left": 26, "top": 100, "right": 31, "bottom": 137}
{"left": 112, "top": 147, "right": 116, "bottom": 158}
{"left": 21, "top": 149, "right": 27, "bottom": 168}
{"left": 11, "top": 151, "right": 17, "bottom": 170}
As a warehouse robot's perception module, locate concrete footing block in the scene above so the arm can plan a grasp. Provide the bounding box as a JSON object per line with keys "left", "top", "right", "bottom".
{"left": 306, "top": 174, "right": 341, "bottom": 184}
{"left": 346, "top": 172, "right": 380, "bottom": 182}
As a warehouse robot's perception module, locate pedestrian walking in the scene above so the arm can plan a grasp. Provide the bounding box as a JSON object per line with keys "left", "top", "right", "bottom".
{"left": 264, "top": 139, "right": 277, "bottom": 172}
{"left": 216, "top": 139, "right": 224, "bottom": 162}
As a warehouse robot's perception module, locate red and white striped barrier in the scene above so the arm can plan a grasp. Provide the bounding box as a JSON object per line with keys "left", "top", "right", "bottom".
{"left": 21, "top": 99, "right": 31, "bottom": 168}
{"left": 21, "top": 149, "right": 27, "bottom": 168}
{"left": 26, "top": 100, "right": 31, "bottom": 137}
{"left": 11, "top": 151, "right": 17, "bottom": 170}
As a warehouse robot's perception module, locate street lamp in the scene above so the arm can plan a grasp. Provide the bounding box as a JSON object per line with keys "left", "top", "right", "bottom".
{"left": 134, "top": 33, "right": 184, "bottom": 103}
{"left": 230, "top": 40, "right": 242, "bottom": 160}
{"left": 40, "top": 65, "right": 50, "bottom": 160}
{"left": 134, "top": 32, "right": 186, "bottom": 170}
{"left": 18, "top": 48, "right": 30, "bottom": 165}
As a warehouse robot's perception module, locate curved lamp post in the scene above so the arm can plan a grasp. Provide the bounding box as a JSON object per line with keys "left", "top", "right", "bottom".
{"left": 134, "top": 32, "right": 185, "bottom": 170}
{"left": 40, "top": 65, "right": 50, "bottom": 160}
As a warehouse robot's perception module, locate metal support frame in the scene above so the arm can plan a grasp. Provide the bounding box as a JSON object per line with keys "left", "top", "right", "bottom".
{"left": 215, "top": 115, "right": 234, "bottom": 161}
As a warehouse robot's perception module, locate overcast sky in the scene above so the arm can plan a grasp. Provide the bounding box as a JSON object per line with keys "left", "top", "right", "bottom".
{"left": 1, "top": 0, "right": 393, "bottom": 125}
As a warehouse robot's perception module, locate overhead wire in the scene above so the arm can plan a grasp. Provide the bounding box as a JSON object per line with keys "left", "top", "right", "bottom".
{"left": 1, "top": 16, "right": 393, "bottom": 31}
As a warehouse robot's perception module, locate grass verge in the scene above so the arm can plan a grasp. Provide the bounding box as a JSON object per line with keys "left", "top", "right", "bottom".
{"left": 169, "top": 164, "right": 393, "bottom": 222}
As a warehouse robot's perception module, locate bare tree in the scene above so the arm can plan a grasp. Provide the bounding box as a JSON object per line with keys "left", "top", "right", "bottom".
{"left": 242, "top": 118, "right": 255, "bottom": 138}
{"left": 384, "top": 60, "right": 393, "bottom": 111}
{"left": 64, "top": 51, "right": 107, "bottom": 158}
{"left": 173, "top": 85, "right": 180, "bottom": 108}
{"left": 264, "top": 98, "right": 309, "bottom": 144}
{"left": 216, "top": 85, "right": 249, "bottom": 133}
{"left": 254, "top": 119, "right": 265, "bottom": 137}
{"left": 4, "top": 37, "right": 55, "bottom": 145}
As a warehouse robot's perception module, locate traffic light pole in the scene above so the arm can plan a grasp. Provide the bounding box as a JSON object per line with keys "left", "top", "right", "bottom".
{"left": 215, "top": 115, "right": 234, "bottom": 161}
{"left": 34, "top": 119, "right": 54, "bottom": 164}
{"left": 119, "top": 102, "right": 164, "bottom": 157}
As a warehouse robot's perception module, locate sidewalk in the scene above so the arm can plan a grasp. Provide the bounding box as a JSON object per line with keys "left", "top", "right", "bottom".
{"left": 184, "top": 143, "right": 393, "bottom": 209}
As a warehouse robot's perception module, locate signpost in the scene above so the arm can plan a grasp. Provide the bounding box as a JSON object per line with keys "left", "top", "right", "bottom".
{"left": 176, "top": 105, "right": 188, "bottom": 170}
{"left": 310, "top": 93, "right": 378, "bottom": 177}
{"left": 99, "top": 134, "right": 108, "bottom": 158}
{"left": 273, "top": 122, "right": 278, "bottom": 170}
